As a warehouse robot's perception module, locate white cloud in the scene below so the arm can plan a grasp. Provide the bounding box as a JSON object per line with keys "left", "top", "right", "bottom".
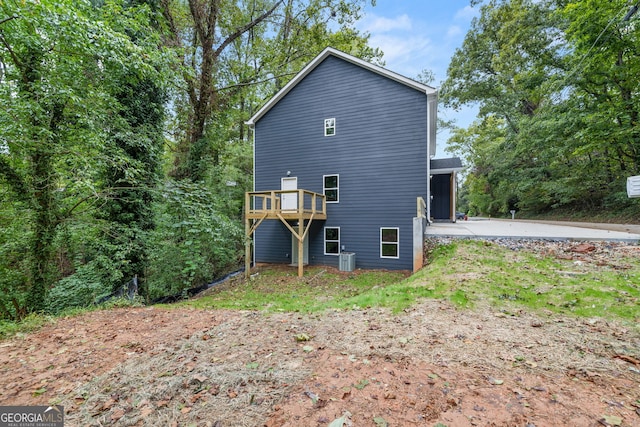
{"left": 355, "top": 1, "right": 480, "bottom": 151}
{"left": 361, "top": 14, "right": 412, "bottom": 33}
{"left": 356, "top": 12, "right": 431, "bottom": 78}
{"left": 370, "top": 34, "right": 431, "bottom": 62}
{"left": 454, "top": 6, "right": 478, "bottom": 21}
{"left": 367, "top": 33, "right": 434, "bottom": 78}
{"left": 447, "top": 25, "right": 462, "bottom": 38}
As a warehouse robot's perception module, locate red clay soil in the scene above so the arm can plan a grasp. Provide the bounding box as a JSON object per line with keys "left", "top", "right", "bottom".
{"left": 0, "top": 302, "right": 638, "bottom": 427}
{"left": 0, "top": 308, "right": 224, "bottom": 406}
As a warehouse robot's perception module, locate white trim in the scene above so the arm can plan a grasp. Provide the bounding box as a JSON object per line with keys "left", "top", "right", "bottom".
{"left": 324, "top": 226, "right": 340, "bottom": 256}
{"left": 251, "top": 126, "right": 256, "bottom": 264}
{"left": 324, "top": 118, "right": 336, "bottom": 136}
{"left": 426, "top": 105, "right": 431, "bottom": 223}
{"left": 251, "top": 126, "right": 256, "bottom": 192}
{"left": 426, "top": 92, "right": 440, "bottom": 224}
{"left": 380, "top": 227, "right": 400, "bottom": 259}
{"left": 323, "top": 174, "right": 339, "bottom": 203}
{"left": 427, "top": 94, "right": 438, "bottom": 157}
{"left": 431, "top": 167, "right": 464, "bottom": 174}
{"left": 245, "top": 47, "right": 437, "bottom": 127}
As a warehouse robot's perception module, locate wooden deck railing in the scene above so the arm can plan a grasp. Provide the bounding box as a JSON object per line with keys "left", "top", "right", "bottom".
{"left": 245, "top": 189, "right": 327, "bottom": 220}
{"left": 244, "top": 189, "right": 327, "bottom": 278}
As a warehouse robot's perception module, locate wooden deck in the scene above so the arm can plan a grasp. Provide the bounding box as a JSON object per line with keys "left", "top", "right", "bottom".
{"left": 245, "top": 190, "right": 327, "bottom": 221}
{"left": 245, "top": 190, "right": 327, "bottom": 277}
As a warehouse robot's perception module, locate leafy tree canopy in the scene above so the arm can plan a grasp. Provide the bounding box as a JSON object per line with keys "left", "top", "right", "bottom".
{"left": 443, "top": 0, "right": 640, "bottom": 218}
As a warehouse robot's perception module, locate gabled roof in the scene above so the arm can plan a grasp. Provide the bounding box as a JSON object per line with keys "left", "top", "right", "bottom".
{"left": 430, "top": 157, "right": 464, "bottom": 174}
{"left": 246, "top": 47, "right": 437, "bottom": 127}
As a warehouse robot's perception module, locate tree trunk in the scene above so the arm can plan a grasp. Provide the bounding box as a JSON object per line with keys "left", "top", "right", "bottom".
{"left": 163, "top": 0, "right": 282, "bottom": 180}
{"left": 26, "top": 102, "right": 65, "bottom": 312}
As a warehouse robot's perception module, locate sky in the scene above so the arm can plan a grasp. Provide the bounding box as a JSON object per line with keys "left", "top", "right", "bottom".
{"left": 355, "top": 0, "right": 480, "bottom": 157}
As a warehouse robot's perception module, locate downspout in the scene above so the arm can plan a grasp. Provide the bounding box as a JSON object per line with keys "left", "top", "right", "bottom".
{"left": 251, "top": 124, "right": 256, "bottom": 267}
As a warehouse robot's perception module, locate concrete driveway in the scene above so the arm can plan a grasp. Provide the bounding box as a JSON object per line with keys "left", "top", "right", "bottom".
{"left": 426, "top": 218, "right": 640, "bottom": 242}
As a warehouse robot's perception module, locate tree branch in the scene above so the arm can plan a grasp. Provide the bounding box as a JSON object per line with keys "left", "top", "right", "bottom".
{"left": 0, "top": 29, "right": 22, "bottom": 71}
{"left": 213, "top": 0, "right": 283, "bottom": 60}
{"left": 0, "top": 15, "right": 18, "bottom": 26}
{"left": 61, "top": 185, "right": 157, "bottom": 220}
{"left": 160, "top": 0, "right": 198, "bottom": 108}
{"left": 218, "top": 71, "right": 297, "bottom": 92}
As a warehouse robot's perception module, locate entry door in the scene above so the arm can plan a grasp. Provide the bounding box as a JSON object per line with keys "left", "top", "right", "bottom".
{"left": 431, "top": 174, "right": 451, "bottom": 220}
{"left": 281, "top": 177, "right": 298, "bottom": 211}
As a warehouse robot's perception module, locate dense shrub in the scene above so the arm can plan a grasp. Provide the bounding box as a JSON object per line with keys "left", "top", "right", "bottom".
{"left": 145, "top": 180, "right": 243, "bottom": 301}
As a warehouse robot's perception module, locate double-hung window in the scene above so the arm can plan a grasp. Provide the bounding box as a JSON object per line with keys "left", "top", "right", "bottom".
{"left": 324, "top": 118, "right": 336, "bottom": 136}
{"left": 324, "top": 227, "right": 340, "bottom": 255}
{"left": 380, "top": 227, "right": 399, "bottom": 258}
{"left": 323, "top": 174, "right": 339, "bottom": 203}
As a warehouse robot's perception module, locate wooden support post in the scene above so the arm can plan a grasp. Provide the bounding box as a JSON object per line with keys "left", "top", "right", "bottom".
{"left": 245, "top": 217, "right": 251, "bottom": 279}
{"left": 244, "top": 193, "right": 250, "bottom": 279}
{"left": 297, "top": 220, "right": 304, "bottom": 277}
{"left": 244, "top": 190, "right": 327, "bottom": 279}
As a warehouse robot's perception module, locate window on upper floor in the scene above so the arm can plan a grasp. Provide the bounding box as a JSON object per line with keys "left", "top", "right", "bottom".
{"left": 324, "top": 118, "right": 336, "bottom": 136}
{"left": 324, "top": 227, "right": 340, "bottom": 255}
{"left": 380, "top": 227, "right": 399, "bottom": 259}
{"left": 323, "top": 174, "right": 339, "bottom": 203}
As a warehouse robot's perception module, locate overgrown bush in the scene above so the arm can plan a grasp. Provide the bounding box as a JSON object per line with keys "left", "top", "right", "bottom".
{"left": 145, "top": 180, "right": 243, "bottom": 301}
{"left": 0, "top": 201, "right": 32, "bottom": 320}
{"left": 46, "top": 264, "right": 111, "bottom": 315}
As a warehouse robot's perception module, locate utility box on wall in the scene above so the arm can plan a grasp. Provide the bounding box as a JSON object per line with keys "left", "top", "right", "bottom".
{"left": 627, "top": 176, "right": 640, "bottom": 198}
{"left": 339, "top": 252, "right": 356, "bottom": 272}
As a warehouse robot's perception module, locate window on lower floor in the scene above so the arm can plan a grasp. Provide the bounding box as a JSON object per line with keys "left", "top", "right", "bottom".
{"left": 324, "top": 227, "right": 340, "bottom": 255}
{"left": 323, "top": 174, "right": 339, "bottom": 203}
{"left": 380, "top": 227, "right": 399, "bottom": 258}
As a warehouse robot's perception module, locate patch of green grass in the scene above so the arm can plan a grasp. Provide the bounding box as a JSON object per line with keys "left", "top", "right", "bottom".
{"left": 180, "top": 268, "right": 411, "bottom": 313}
{"left": 0, "top": 313, "right": 55, "bottom": 340}
{"left": 332, "top": 282, "right": 439, "bottom": 313}
{"left": 178, "top": 240, "right": 640, "bottom": 325}
{"left": 7, "top": 241, "right": 637, "bottom": 338}
{"left": 449, "top": 289, "right": 470, "bottom": 307}
{"left": 408, "top": 240, "right": 640, "bottom": 322}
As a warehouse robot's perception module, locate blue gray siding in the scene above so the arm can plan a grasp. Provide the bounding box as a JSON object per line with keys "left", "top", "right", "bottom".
{"left": 254, "top": 55, "right": 428, "bottom": 270}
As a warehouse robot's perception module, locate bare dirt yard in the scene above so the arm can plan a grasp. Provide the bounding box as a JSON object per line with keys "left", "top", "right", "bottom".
{"left": 1, "top": 241, "right": 639, "bottom": 427}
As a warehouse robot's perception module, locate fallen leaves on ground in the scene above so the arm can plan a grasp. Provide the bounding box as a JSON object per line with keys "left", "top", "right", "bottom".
{"left": 0, "top": 243, "right": 639, "bottom": 426}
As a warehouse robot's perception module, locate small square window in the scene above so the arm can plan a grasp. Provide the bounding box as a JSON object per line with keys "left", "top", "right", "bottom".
{"left": 324, "top": 118, "right": 336, "bottom": 136}
{"left": 323, "top": 174, "right": 339, "bottom": 203}
{"left": 380, "top": 227, "right": 399, "bottom": 259}
{"left": 325, "top": 227, "right": 340, "bottom": 255}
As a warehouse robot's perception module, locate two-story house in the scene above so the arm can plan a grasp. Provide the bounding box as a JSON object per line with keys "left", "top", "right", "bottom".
{"left": 244, "top": 47, "right": 460, "bottom": 276}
